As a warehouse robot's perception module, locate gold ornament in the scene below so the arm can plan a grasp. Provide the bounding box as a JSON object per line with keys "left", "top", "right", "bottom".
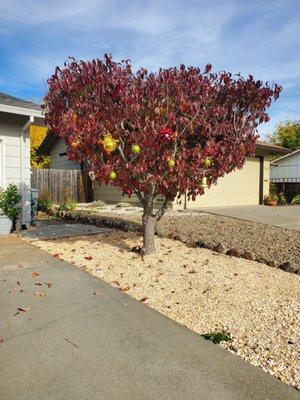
{"left": 101, "top": 133, "right": 119, "bottom": 153}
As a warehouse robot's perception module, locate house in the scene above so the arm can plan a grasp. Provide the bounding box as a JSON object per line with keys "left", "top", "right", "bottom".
{"left": 37, "top": 132, "right": 289, "bottom": 208}
{"left": 0, "top": 92, "right": 44, "bottom": 227}
{"left": 270, "top": 149, "right": 300, "bottom": 201}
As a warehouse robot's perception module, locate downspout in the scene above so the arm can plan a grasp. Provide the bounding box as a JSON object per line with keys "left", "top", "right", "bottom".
{"left": 20, "top": 116, "right": 34, "bottom": 227}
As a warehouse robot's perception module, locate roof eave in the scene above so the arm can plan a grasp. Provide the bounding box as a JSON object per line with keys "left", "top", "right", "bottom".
{"left": 0, "top": 103, "right": 43, "bottom": 118}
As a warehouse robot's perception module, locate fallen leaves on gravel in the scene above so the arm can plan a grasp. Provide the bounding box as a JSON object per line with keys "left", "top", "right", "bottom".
{"left": 139, "top": 297, "right": 149, "bottom": 303}
{"left": 84, "top": 256, "right": 93, "bottom": 260}
{"left": 121, "top": 286, "right": 130, "bottom": 292}
{"left": 18, "top": 306, "right": 33, "bottom": 312}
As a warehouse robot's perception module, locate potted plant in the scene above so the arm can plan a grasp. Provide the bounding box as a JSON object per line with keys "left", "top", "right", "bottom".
{"left": 0, "top": 184, "right": 22, "bottom": 234}
{"left": 264, "top": 193, "right": 278, "bottom": 206}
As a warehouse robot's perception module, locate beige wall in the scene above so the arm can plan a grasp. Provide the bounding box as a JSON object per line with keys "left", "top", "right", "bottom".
{"left": 174, "top": 156, "right": 269, "bottom": 210}
{"left": 50, "top": 138, "right": 81, "bottom": 170}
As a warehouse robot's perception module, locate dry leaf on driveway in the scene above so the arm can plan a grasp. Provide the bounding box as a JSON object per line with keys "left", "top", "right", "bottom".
{"left": 84, "top": 256, "right": 93, "bottom": 260}
{"left": 93, "top": 291, "right": 101, "bottom": 296}
{"left": 0, "top": 336, "right": 4, "bottom": 343}
{"left": 18, "top": 306, "right": 33, "bottom": 312}
{"left": 139, "top": 297, "right": 149, "bottom": 303}
{"left": 46, "top": 282, "right": 53, "bottom": 288}
{"left": 34, "top": 291, "right": 45, "bottom": 297}
{"left": 0, "top": 278, "right": 6, "bottom": 283}
{"left": 31, "top": 272, "right": 39, "bottom": 278}
{"left": 121, "top": 286, "right": 130, "bottom": 292}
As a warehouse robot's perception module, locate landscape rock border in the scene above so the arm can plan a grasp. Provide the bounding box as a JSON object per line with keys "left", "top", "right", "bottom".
{"left": 47, "top": 208, "right": 300, "bottom": 275}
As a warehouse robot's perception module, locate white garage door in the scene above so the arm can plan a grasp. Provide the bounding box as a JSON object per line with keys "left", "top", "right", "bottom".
{"left": 186, "top": 157, "right": 261, "bottom": 208}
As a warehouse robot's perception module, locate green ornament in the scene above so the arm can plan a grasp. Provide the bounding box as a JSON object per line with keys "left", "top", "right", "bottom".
{"left": 109, "top": 171, "right": 117, "bottom": 180}
{"left": 131, "top": 144, "right": 141, "bottom": 154}
{"left": 203, "top": 157, "right": 213, "bottom": 167}
{"left": 167, "top": 159, "right": 176, "bottom": 168}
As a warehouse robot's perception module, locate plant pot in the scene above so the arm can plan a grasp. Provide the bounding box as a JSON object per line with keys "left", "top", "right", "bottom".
{"left": 0, "top": 214, "right": 13, "bottom": 235}
{"left": 265, "top": 200, "right": 277, "bottom": 207}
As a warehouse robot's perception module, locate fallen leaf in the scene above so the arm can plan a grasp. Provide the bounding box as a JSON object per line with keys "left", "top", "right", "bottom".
{"left": 111, "top": 280, "right": 120, "bottom": 287}
{"left": 65, "top": 338, "right": 78, "bottom": 348}
{"left": 0, "top": 278, "right": 7, "bottom": 283}
{"left": 202, "top": 287, "right": 212, "bottom": 294}
{"left": 93, "top": 291, "right": 101, "bottom": 296}
{"left": 18, "top": 306, "right": 32, "bottom": 312}
{"left": 0, "top": 336, "right": 4, "bottom": 343}
{"left": 139, "top": 297, "right": 148, "bottom": 303}
{"left": 121, "top": 286, "right": 130, "bottom": 292}
{"left": 188, "top": 269, "right": 197, "bottom": 274}
{"left": 84, "top": 256, "right": 93, "bottom": 260}
{"left": 34, "top": 291, "right": 45, "bottom": 297}
{"left": 46, "top": 282, "right": 53, "bottom": 288}
{"left": 32, "top": 272, "right": 39, "bottom": 278}
{"left": 53, "top": 253, "right": 60, "bottom": 258}
{"left": 34, "top": 282, "right": 42, "bottom": 286}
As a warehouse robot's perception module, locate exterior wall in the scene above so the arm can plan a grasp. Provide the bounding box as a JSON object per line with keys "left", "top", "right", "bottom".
{"left": 50, "top": 138, "right": 81, "bottom": 170}
{"left": 263, "top": 157, "right": 270, "bottom": 198}
{"left": 270, "top": 152, "right": 300, "bottom": 183}
{"left": 0, "top": 112, "right": 31, "bottom": 226}
{"left": 174, "top": 156, "right": 266, "bottom": 209}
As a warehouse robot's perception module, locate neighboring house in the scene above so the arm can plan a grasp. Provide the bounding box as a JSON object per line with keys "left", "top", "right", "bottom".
{"left": 0, "top": 92, "right": 44, "bottom": 227}
{"left": 270, "top": 149, "right": 300, "bottom": 201}
{"left": 37, "top": 132, "right": 289, "bottom": 208}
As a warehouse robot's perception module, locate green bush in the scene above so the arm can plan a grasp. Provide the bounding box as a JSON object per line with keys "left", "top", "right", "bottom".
{"left": 277, "top": 192, "right": 287, "bottom": 205}
{"left": 0, "top": 184, "right": 22, "bottom": 221}
{"left": 291, "top": 194, "right": 300, "bottom": 205}
{"left": 58, "top": 197, "right": 77, "bottom": 212}
{"left": 38, "top": 190, "right": 53, "bottom": 212}
{"left": 201, "top": 331, "right": 232, "bottom": 344}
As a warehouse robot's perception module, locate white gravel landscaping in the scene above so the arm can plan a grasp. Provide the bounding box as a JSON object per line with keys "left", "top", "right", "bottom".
{"left": 32, "top": 230, "right": 300, "bottom": 390}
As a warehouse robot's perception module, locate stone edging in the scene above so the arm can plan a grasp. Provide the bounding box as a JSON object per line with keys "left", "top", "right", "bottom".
{"left": 48, "top": 208, "right": 300, "bottom": 275}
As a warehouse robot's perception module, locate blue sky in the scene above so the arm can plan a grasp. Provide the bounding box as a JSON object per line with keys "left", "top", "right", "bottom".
{"left": 0, "top": 0, "right": 299, "bottom": 138}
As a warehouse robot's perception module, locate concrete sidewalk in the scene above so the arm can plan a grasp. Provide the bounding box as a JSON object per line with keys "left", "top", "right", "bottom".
{"left": 0, "top": 236, "right": 298, "bottom": 400}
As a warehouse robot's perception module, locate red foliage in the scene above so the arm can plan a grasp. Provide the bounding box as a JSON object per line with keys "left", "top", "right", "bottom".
{"left": 44, "top": 54, "right": 281, "bottom": 204}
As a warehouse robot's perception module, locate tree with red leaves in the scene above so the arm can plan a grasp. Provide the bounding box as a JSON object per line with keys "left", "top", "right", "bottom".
{"left": 44, "top": 55, "right": 281, "bottom": 254}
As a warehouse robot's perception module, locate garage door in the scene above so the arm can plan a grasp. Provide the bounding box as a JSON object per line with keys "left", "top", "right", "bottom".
{"left": 186, "top": 157, "right": 261, "bottom": 208}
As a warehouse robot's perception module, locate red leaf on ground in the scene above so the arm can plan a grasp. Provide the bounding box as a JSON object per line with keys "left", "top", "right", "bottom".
{"left": 53, "top": 253, "right": 60, "bottom": 258}
{"left": 84, "top": 256, "right": 93, "bottom": 260}
{"left": 0, "top": 336, "right": 4, "bottom": 343}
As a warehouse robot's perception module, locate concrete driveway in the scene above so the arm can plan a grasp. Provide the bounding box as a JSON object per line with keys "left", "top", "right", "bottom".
{"left": 0, "top": 235, "right": 298, "bottom": 400}
{"left": 196, "top": 205, "right": 300, "bottom": 231}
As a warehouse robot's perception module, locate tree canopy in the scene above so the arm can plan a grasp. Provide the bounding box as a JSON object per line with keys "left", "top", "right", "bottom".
{"left": 268, "top": 120, "right": 300, "bottom": 150}
{"left": 44, "top": 54, "right": 281, "bottom": 253}
{"left": 30, "top": 125, "right": 50, "bottom": 168}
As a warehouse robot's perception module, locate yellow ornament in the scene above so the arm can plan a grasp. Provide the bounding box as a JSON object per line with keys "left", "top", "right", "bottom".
{"left": 101, "top": 133, "right": 119, "bottom": 153}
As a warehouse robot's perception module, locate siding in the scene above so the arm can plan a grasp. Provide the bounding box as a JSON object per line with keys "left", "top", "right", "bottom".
{"left": 270, "top": 152, "right": 300, "bottom": 183}
{"left": 50, "top": 139, "right": 81, "bottom": 170}
{"left": 0, "top": 112, "right": 31, "bottom": 225}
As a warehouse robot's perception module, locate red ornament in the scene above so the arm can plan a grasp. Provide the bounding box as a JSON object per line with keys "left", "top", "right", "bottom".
{"left": 158, "top": 127, "right": 173, "bottom": 142}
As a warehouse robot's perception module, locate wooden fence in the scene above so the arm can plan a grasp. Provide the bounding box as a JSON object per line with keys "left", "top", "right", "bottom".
{"left": 31, "top": 169, "right": 92, "bottom": 204}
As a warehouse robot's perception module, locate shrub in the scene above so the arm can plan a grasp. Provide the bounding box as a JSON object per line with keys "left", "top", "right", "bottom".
{"left": 291, "top": 194, "right": 300, "bottom": 205}
{"left": 0, "top": 184, "right": 22, "bottom": 221}
{"left": 58, "top": 197, "right": 77, "bottom": 212}
{"left": 201, "top": 331, "right": 232, "bottom": 344}
{"left": 277, "top": 192, "right": 287, "bottom": 205}
{"left": 38, "top": 190, "right": 53, "bottom": 212}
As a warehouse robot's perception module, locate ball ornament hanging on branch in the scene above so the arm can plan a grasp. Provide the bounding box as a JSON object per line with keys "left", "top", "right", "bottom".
{"left": 101, "top": 133, "right": 119, "bottom": 153}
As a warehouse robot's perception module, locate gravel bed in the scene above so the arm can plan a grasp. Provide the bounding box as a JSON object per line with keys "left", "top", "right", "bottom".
{"left": 33, "top": 231, "right": 300, "bottom": 390}
{"left": 89, "top": 211, "right": 300, "bottom": 269}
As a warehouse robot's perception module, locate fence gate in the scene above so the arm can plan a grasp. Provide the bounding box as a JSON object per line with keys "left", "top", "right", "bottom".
{"left": 31, "top": 169, "right": 92, "bottom": 204}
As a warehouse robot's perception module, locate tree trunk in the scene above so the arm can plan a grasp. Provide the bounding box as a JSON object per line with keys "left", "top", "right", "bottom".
{"left": 142, "top": 212, "right": 156, "bottom": 255}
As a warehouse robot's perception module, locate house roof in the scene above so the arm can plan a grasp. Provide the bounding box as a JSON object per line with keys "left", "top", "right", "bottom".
{"left": 37, "top": 132, "right": 290, "bottom": 157}
{"left": 255, "top": 140, "right": 291, "bottom": 155}
{"left": 0, "top": 92, "right": 43, "bottom": 117}
{"left": 271, "top": 148, "right": 300, "bottom": 164}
